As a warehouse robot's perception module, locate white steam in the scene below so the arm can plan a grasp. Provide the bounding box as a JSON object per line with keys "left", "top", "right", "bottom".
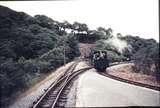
{"left": 104, "top": 35, "right": 132, "bottom": 54}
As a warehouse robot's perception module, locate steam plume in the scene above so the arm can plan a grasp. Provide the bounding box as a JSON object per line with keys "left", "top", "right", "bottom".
{"left": 104, "top": 34, "right": 132, "bottom": 54}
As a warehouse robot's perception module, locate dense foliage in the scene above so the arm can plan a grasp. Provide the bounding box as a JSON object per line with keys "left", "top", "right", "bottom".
{"left": 0, "top": 6, "right": 80, "bottom": 107}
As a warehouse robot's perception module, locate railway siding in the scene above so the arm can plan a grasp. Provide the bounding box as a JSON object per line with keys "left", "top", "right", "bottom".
{"left": 31, "top": 60, "right": 92, "bottom": 108}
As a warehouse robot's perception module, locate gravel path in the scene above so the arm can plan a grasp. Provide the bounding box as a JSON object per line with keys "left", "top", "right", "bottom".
{"left": 76, "top": 69, "right": 160, "bottom": 107}
{"left": 9, "top": 62, "right": 74, "bottom": 108}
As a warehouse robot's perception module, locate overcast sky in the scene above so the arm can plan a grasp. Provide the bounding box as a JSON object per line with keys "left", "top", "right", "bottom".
{"left": 0, "top": 0, "right": 159, "bottom": 42}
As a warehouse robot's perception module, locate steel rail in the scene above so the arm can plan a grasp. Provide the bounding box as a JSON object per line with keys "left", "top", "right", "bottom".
{"left": 32, "top": 67, "right": 92, "bottom": 108}
{"left": 32, "top": 61, "right": 79, "bottom": 108}
{"left": 100, "top": 72, "right": 160, "bottom": 91}
{"left": 32, "top": 58, "right": 92, "bottom": 108}
{"left": 51, "top": 67, "right": 92, "bottom": 108}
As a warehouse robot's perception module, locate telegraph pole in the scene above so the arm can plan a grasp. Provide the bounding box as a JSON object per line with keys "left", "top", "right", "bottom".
{"left": 63, "top": 40, "right": 66, "bottom": 66}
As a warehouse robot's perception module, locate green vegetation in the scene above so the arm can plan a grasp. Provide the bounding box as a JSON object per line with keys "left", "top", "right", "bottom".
{"left": 0, "top": 5, "right": 159, "bottom": 107}
{"left": 122, "top": 36, "right": 159, "bottom": 79}
{"left": 0, "top": 6, "right": 80, "bottom": 107}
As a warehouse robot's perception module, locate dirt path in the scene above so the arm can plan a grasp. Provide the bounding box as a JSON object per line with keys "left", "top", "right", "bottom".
{"left": 76, "top": 69, "right": 160, "bottom": 107}
{"left": 75, "top": 62, "right": 160, "bottom": 107}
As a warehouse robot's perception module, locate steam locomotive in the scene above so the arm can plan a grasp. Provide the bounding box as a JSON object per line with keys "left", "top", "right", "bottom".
{"left": 91, "top": 50, "right": 109, "bottom": 72}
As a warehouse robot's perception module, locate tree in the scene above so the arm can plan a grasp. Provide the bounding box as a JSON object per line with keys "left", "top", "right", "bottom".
{"left": 72, "top": 22, "right": 88, "bottom": 34}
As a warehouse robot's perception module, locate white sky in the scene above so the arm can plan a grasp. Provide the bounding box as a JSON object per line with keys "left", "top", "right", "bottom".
{"left": 0, "top": 0, "right": 159, "bottom": 42}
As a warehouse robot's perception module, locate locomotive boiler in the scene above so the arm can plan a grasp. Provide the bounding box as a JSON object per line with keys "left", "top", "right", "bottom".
{"left": 91, "top": 50, "right": 109, "bottom": 72}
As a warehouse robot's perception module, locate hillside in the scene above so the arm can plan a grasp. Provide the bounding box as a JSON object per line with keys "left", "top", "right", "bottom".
{"left": 0, "top": 5, "right": 80, "bottom": 107}
{"left": 0, "top": 5, "right": 159, "bottom": 108}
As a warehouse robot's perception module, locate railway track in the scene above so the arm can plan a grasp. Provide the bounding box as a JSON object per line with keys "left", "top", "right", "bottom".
{"left": 99, "top": 62, "right": 160, "bottom": 91}
{"left": 31, "top": 60, "right": 92, "bottom": 108}
{"left": 100, "top": 72, "right": 160, "bottom": 91}
{"left": 31, "top": 60, "right": 158, "bottom": 108}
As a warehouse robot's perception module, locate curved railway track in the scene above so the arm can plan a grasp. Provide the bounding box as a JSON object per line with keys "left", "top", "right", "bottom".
{"left": 31, "top": 60, "right": 92, "bottom": 108}
{"left": 100, "top": 72, "right": 160, "bottom": 91}
{"left": 99, "top": 62, "right": 160, "bottom": 91}
{"left": 32, "top": 60, "right": 159, "bottom": 108}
